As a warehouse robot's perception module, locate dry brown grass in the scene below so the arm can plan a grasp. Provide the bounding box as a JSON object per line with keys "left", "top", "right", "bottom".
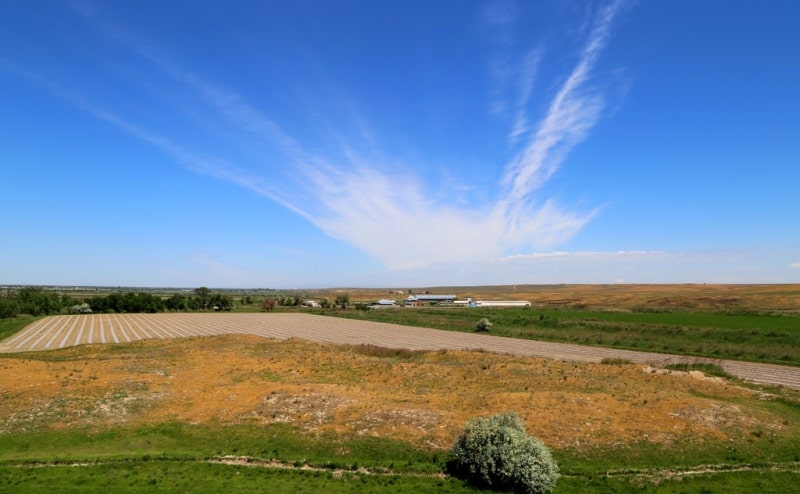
{"left": 340, "top": 284, "right": 800, "bottom": 312}
{"left": 0, "top": 334, "right": 788, "bottom": 451}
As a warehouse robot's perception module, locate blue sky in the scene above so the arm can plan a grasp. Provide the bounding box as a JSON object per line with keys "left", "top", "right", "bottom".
{"left": 1, "top": 0, "right": 798, "bottom": 288}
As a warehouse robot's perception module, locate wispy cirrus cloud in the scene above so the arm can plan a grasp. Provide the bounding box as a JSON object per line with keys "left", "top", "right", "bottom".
{"left": 483, "top": 0, "right": 522, "bottom": 116}
{"left": 297, "top": 1, "right": 626, "bottom": 269}
{"left": 23, "top": 1, "right": 627, "bottom": 272}
{"left": 500, "top": 0, "right": 623, "bottom": 204}
{"left": 508, "top": 48, "right": 543, "bottom": 144}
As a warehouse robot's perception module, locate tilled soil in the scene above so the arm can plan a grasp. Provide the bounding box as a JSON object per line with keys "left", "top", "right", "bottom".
{"left": 2, "top": 313, "right": 799, "bottom": 390}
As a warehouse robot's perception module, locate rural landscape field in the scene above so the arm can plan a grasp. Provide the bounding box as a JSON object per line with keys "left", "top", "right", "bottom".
{"left": 5, "top": 0, "right": 800, "bottom": 492}
{"left": 1, "top": 284, "right": 799, "bottom": 492}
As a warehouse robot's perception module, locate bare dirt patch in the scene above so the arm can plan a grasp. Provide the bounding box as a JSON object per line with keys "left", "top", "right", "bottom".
{"left": 0, "top": 334, "right": 792, "bottom": 451}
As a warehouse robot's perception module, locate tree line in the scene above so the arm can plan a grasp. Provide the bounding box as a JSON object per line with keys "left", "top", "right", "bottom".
{"left": 0, "top": 287, "right": 234, "bottom": 319}
{"left": 0, "top": 287, "right": 67, "bottom": 319}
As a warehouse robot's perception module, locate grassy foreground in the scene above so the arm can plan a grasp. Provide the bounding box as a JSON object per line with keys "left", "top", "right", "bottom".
{"left": 2, "top": 332, "right": 800, "bottom": 492}
{"left": 0, "top": 423, "right": 468, "bottom": 493}
{"left": 2, "top": 422, "right": 800, "bottom": 493}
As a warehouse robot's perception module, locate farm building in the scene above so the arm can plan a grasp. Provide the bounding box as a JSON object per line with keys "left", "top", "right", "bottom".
{"left": 406, "top": 294, "right": 456, "bottom": 306}
{"left": 472, "top": 300, "right": 531, "bottom": 307}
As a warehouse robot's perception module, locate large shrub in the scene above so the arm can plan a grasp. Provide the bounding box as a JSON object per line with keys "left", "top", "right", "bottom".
{"left": 475, "top": 317, "right": 493, "bottom": 332}
{"left": 451, "top": 412, "right": 559, "bottom": 494}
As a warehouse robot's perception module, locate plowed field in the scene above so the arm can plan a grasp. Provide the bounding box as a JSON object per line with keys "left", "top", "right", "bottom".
{"left": 2, "top": 313, "right": 799, "bottom": 390}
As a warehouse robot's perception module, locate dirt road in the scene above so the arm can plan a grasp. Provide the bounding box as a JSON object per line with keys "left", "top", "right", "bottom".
{"left": 2, "top": 313, "right": 799, "bottom": 390}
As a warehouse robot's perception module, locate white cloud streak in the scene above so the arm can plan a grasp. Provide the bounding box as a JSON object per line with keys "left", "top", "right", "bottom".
{"left": 484, "top": 0, "right": 521, "bottom": 116}
{"left": 47, "top": 1, "right": 626, "bottom": 272}
{"left": 508, "top": 48, "right": 542, "bottom": 143}
{"left": 294, "top": 2, "right": 627, "bottom": 269}
{"left": 501, "top": 0, "right": 623, "bottom": 203}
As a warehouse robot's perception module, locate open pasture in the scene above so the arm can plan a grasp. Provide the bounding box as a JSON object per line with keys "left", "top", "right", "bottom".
{"left": 3, "top": 310, "right": 800, "bottom": 492}
{"left": 2, "top": 332, "right": 800, "bottom": 492}
{"left": 336, "top": 305, "right": 800, "bottom": 366}
{"left": 2, "top": 312, "right": 800, "bottom": 390}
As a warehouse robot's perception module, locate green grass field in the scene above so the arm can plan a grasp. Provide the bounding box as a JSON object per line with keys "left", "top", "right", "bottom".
{"left": 2, "top": 462, "right": 470, "bottom": 494}
{"left": 2, "top": 420, "right": 800, "bottom": 493}
{"left": 0, "top": 423, "right": 470, "bottom": 493}
{"left": 0, "top": 316, "right": 37, "bottom": 341}
{"left": 326, "top": 307, "right": 800, "bottom": 365}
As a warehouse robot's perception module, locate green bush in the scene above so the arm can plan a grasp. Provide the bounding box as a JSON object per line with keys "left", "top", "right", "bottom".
{"left": 451, "top": 413, "right": 558, "bottom": 494}
{"left": 475, "top": 317, "right": 493, "bottom": 332}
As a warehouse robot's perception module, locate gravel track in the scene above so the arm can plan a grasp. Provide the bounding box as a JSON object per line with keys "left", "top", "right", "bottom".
{"left": 2, "top": 313, "right": 799, "bottom": 390}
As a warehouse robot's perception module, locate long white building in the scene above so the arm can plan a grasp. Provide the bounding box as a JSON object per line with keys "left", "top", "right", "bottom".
{"left": 473, "top": 300, "right": 531, "bottom": 307}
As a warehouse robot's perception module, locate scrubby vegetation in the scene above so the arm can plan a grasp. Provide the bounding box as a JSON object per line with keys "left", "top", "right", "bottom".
{"left": 451, "top": 413, "right": 559, "bottom": 494}
{"left": 475, "top": 317, "right": 493, "bottom": 332}
{"left": 665, "top": 362, "right": 734, "bottom": 379}
{"left": 600, "top": 357, "right": 633, "bottom": 365}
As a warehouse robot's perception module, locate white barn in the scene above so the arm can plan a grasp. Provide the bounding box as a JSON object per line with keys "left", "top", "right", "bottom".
{"left": 473, "top": 300, "right": 531, "bottom": 307}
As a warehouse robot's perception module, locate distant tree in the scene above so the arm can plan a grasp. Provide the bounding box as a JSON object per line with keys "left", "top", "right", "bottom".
{"left": 126, "top": 292, "right": 164, "bottom": 313}
{"left": 335, "top": 293, "right": 350, "bottom": 309}
{"left": 262, "top": 298, "right": 276, "bottom": 312}
{"left": 165, "top": 294, "right": 188, "bottom": 312}
{"left": 0, "top": 298, "right": 18, "bottom": 319}
{"left": 186, "top": 296, "right": 202, "bottom": 311}
{"left": 60, "top": 294, "right": 74, "bottom": 308}
{"left": 210, "top": 293, "right": 233, "bottom": 311}
{"left": 106, "top": 292, "right": 124, "bottom": 312}
{"left": 194, "top": 287, "right": 211, "bottom": 309}
{"left": 86, "top": 295, "right": 108, "bottom": 313}
{"left": 87, "top": 292, "right": 163, "bottom": 314}
{"left": 17, "top": 287, "right": 63, "bottom": 316}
